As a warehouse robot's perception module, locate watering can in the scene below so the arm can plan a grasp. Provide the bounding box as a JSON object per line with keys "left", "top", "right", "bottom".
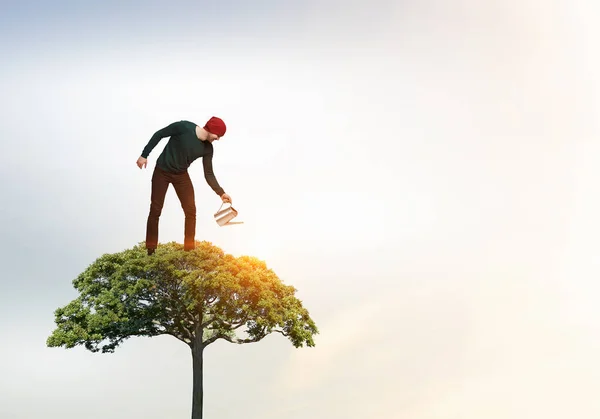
{"left": 214, "top": 202, "right": 244, "bottom": 226}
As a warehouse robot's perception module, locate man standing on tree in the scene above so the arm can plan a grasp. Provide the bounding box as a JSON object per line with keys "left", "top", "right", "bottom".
{"left": 136, "top": 116, "right": 231, "bottom": 255}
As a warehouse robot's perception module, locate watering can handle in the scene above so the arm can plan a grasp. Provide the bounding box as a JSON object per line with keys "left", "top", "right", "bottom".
{"left": 215, "top": 202, "right": 237, "bottom": 218}
{"left": 217, "top": 202, "right": 231, "bottom": 212}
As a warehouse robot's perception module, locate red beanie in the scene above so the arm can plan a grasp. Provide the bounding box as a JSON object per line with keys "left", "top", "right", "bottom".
{"left": 203, "top": 116, "right": 226, "bottom": 137}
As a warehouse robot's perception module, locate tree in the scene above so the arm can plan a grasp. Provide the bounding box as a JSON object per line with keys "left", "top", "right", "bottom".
{"left": 47, "top": 241, "right": 318, "bottom": 419}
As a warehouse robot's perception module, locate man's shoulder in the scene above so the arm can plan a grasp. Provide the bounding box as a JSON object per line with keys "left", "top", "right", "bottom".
{"left": 178, "top": 120, "right": 197, "bottom": 128}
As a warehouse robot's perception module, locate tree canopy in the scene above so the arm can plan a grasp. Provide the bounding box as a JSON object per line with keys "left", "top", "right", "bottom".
{"left": 47, "top": 241, "right": 318, "bottom": 353}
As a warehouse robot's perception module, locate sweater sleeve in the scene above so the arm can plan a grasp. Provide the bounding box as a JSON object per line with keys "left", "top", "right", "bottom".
{"left": 202, "top": 151, "right": 225, "bottom": 196}
{"left": 141, "top": 121, "right": 183, "bottom": 158}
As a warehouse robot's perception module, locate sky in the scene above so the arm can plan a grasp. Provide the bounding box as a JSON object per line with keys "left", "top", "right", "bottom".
{"left": 1, "top": 0, "right": 599, "bottom": 417}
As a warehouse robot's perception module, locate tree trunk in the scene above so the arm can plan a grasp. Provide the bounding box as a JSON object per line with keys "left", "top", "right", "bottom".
{"left": 191, "top": 343, "right": 204, "bottom": 419}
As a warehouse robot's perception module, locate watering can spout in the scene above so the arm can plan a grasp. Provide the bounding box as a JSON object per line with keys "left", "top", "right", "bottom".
{"left": 214, "top": 202, "right": 244, "bottom": 226}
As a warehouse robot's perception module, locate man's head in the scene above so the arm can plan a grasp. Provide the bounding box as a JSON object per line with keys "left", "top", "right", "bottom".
{"left": 203, "top": 116, "right": 226, "bottom": 142}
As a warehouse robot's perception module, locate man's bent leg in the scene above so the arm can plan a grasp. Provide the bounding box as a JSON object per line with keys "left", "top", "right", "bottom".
{"left": 146, "top": 166, "right": 170, "bottom": 251}
{"left": 172, "top": 171, "right": 196, "bottom": 250}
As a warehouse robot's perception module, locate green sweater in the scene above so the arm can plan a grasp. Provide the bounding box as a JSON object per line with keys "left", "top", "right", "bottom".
{"left": 141, "top": 120, "right": 225, "bottom": 196}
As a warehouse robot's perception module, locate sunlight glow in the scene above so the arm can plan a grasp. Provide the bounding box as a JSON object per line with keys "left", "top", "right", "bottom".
{"left": 244, "top": 236, "right": 277, "bottom": 262}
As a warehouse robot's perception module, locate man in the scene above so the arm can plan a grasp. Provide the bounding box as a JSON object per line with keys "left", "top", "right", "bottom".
{"left": 136, "top": 116, "right": 232, "bottom": 255}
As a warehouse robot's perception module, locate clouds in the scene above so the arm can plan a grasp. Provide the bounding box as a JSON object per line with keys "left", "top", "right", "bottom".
{"left": 272, "top": 264, "right": 600, "bottom": 419}
{"left": 276, "top": 300, "right": 385, "bottom": 393}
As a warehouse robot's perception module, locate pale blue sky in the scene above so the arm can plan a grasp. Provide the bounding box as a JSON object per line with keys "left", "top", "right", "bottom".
{"left": 1, "top": 0, "right": 600, "bottom": 418}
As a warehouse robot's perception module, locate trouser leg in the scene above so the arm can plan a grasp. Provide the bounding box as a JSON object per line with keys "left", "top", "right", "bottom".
{"left": 172, "top": 171, "right": 196, "bottom": 250}
{"left": 146, "top": 166, "right": 170, "bottom": 249}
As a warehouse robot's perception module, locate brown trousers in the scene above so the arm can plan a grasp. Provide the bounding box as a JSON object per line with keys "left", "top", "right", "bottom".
{"left": 146, "top": 165, "right": 196, "bottom": 250}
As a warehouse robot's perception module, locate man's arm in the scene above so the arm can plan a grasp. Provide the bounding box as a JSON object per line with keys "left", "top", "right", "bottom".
{"left": 202, "top": 152, "right": 225, "bottom": 197}
{"left": 141, "top": 121, "right": 183, "bottom": 158}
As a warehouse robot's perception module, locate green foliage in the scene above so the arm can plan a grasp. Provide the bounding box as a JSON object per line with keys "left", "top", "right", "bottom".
{"left": 47, "top": 241, "right": 318, "bottom": 353}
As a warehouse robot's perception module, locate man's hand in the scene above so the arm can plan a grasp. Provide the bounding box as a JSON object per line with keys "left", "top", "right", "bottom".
{"left": 221, "top": 193, "right": 232, "bottom": 204}
{"left": 137, "top": 156, "right": 147, "bottom": 169}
